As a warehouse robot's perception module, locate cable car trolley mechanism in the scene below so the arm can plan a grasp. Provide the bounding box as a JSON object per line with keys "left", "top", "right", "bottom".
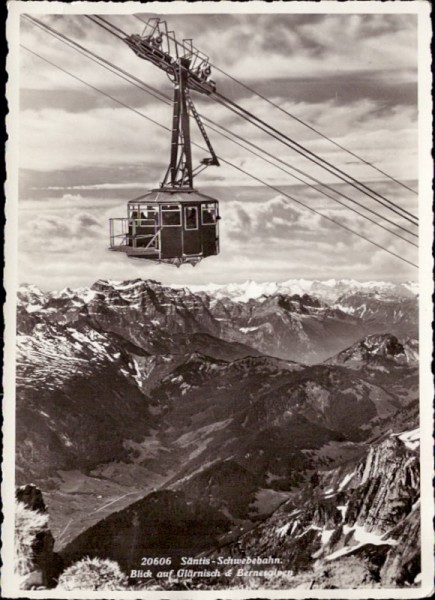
{"left": 109, "top": 18, "right": 220, "bottom": 267}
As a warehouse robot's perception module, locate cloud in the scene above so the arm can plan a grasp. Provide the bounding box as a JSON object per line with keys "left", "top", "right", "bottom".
{"left": 20, "top": 13, "right": 417, "bottom": 101}
{"left": 223, "top": 196, "right": 322, "bottom": 244}
{"left": 44, "top": 182, "right": 152, "bottom": 191}
{"left": 18, "top": 207, "right": 105, "bottom": 256}
{"left": 18, "top": 12, "right": 418, "bottom": 189}
{"left": 77, "top": 213, "right": 100, "bottom": 228}
{"left": 14, "top": 11, "right": 420, "bottom": 290}
{"left": 20, "top": 14, "right": 165, "bottom": 93}
{"left": 15, "top": 175, "right": 418, "bottom": 289}
{"left": 19, "top": 103, "right": 171, "bottom": 172}
{"left": 186, "top": 13, "right": 417, "bottom": 82}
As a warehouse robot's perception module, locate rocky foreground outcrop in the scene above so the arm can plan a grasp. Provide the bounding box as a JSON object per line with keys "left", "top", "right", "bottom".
{"left": 217, "top": 431, "right": 420, "bottom": 588}
{"left": 14, "top": 429, "right": 420, "bottom": 591}
{"left": 13, "top": 279, "right": 421, "bottom": 590}
{"left": 14, "top": 484, "right": 63, "bottom": 589}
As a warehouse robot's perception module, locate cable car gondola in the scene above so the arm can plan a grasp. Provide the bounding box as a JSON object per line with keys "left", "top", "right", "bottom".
{"left": 110, "top": 191, "right": 219, "bottom": 267}
{"left": 109, "top": 19, "right": 220, "bottom": 267}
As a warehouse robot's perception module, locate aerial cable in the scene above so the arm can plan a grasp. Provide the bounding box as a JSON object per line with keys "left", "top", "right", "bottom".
{"left": 86, "top": 15, "right": 126, "bottom": 41}
{"left": 133, "top": 14, "right": 419, "bottom": 198}
{"left": 203, "top": 125, "right": 418, "bottom": 248}
{"left": 80, "top": 17, "right": 419, "bottom": 239}
{"left": 23, "top": 15, "right": 172, "bottom": 107}
{"left": 212, "top": 72, "right": 418, "bottom": 197}
{"left": 23, "top": 15, "right": 417, "bottom": 248}
{"left": 21, "top": 45, "right": 166, "bottom": 131}
{"left": 91, "top": 14, "right": 419, "bottom": 226}
{"left": 90, "top": 14, "right": 127, "bottom": 37}
{"left": 26, "top": 14, "right": 417, "bottom": 245}
{"left": 21, "top": 44, "right": 418, "bottom": 270}
{"left": 195, "top": 103, "right": 418, "bottom": 245}
{"left": 212, "top": 92, "right": 419, "bottom": 226}
{"left": 208, "top": 96, "right": 418, "bottom": 239}
{"left": 220, "top": 161, "right": 418, "bottom": 269}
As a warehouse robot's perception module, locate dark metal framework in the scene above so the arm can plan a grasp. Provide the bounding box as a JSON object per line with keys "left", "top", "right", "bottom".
{"left": 124, "top": 18, "right": 219, "bottom": 189}
{"left": 109, "top": 18, "right": 220, "bottom": 266}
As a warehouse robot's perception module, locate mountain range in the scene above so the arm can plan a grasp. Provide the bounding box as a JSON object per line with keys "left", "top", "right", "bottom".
{"left": 179, "top": 278, "right": 418, "bottom": 304}
{"left": 15, "top": 278, "right": 420, "bottom": 589}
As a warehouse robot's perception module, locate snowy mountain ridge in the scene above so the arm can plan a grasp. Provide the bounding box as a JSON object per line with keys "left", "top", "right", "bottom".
{"left": 18, "top": 278, "right": 418, "bottom": 308}
{"left": 173, "top": 278, "right": 418, "bottom": 303}
{"left": 15, "top": 277, "right": 420, "bottom": 589}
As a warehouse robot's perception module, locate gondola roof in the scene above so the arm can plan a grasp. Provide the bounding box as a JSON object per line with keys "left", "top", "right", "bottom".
{"left": 127, "top": 189, "right": 219, "bottom": 205}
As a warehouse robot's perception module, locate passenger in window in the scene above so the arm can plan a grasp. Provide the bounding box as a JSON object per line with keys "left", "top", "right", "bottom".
{"left": 186, "top": 208, "right": 197, "bottom": 229}
{"left": 202, "top": 208, "right": 216, "bottom": 224}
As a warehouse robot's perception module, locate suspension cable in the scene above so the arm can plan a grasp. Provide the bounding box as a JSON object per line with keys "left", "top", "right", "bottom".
{"left": 21, "top": 44, "right": 418, "bottom": 269}
{"left": 216, "top": 70, "right": 418, "bottom": 196}
{"left": 92, "top": 14, "right": 419, "bottom": 227}
{"left": 21, "top": 45, "right": 167, "bottom": 132}
{"left": 132, "top": 14, "right": 418, "bottom": 198}
{"left": 203, "top": 124, "right": 417, "bottom": 248}
{"left": 133, "top": 15, "right": 418, "bottom": 196}
{"left": 24, "top": 15, "right": 171, "bottom": 106}
{"left": 212, "top": 91, "right": 419, "bottom": 226}
{"left": 86, "top": 15, "right": 126, "bottom": 41}
{"left": 23, "top": 15, "right": 417, "bottom": 248}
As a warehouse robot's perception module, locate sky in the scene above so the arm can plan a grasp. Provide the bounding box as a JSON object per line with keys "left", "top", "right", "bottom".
{"left": 15, "top": 8, "right": 421, "bottom": 290}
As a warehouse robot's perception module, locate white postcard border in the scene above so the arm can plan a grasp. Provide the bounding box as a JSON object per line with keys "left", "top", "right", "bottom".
{"left": 3, "top": 1, "right": 433, "bottom": 598}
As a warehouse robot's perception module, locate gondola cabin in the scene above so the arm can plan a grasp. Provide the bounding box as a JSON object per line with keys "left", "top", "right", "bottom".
{"left": 108, "top": 19, "right": 221, "bottom": 267}
{"left": 109, "top": 191, "right": 219, "bottom": 266}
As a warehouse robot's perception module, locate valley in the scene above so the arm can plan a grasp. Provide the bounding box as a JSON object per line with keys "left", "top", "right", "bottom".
{"left": 15, "top": 278, "right": 420, "bottom": 589}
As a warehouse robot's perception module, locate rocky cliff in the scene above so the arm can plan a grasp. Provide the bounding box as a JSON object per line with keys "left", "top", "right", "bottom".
{"left": 14, "top": 484, "right": 63, "bottom": 589}
{"left": 210, "top": 430, "right": 421, "bottom": 588}
{"left": 14, "top": 278, "right": 420, "bottom": 590}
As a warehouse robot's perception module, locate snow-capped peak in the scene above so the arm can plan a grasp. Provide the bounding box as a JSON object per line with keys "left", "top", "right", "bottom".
{"left": 175, "top": 279, "right": 418, "bottom": 304}
{"left": 393, "top": 428, "right": 420, "bottom": 451}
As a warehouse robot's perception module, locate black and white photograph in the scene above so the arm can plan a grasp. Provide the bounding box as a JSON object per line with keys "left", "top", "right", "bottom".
{"left": 2, "top": 1, "right": 433, "bottom": 598}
